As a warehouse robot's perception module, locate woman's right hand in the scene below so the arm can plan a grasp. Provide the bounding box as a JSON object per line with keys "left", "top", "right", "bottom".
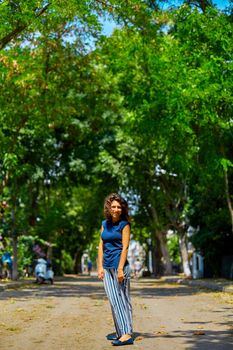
{"left": 98, "top": 268, "right": 104, "bottom": 280}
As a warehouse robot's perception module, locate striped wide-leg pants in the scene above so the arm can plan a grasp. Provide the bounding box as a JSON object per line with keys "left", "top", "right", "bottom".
{"left": 103, "top": 265, "right": 133, "bottom": 337}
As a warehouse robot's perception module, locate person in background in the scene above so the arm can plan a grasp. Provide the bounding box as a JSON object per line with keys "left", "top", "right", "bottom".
{"left": 87, "top": 260, "right": 92, "bottom": 275}
{"left": 134, "top": 258, "right": 142, "bottom": 279}
{"left": 1, "top": 251, "right": 13, "bottom": 279}
{"left": 0, "top": 236, "right": 3, "bottom": 278}
{"left": 98, "top": 193, "right": 133, "bottom": 346}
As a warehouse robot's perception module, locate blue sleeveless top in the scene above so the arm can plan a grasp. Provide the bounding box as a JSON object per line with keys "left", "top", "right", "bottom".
{"left": 101, "top": 219, "right": 130, "bottom": 269}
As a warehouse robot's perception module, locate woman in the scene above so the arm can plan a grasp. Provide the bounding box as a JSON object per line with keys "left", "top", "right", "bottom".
{"left": 98, "top": 193, "right": 133, "bottom": 346}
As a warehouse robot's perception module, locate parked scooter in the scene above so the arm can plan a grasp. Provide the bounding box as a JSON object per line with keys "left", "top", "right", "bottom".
{"left": 35, "top": 258, "right": 54, "bottom": 284}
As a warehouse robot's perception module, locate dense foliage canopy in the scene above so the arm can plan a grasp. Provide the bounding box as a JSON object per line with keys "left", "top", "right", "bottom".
{"left": 0, "top": 0, "right": 232, "bottom": 279}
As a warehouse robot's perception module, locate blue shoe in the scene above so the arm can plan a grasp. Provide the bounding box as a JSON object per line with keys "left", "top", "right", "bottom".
{"left": 111, "top": 338, "right": 134, "bottom": 346}
{"left": 106, "top": 334, "right": 118, "bottom": 341}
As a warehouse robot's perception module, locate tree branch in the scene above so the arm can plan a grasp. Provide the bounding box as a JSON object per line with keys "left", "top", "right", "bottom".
{"left": 185, "top": 0, "right": 213, "bottom": 13}
{"left": 0, "top": 3, "right": 50, "bottom": 50}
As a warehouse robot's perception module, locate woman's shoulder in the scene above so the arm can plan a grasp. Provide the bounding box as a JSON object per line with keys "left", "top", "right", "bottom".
{"left": 120, "top": 219, "right": 131, "bottom": 229}
{"left": 102, "top": 219, "right": 107, "bottom": 226}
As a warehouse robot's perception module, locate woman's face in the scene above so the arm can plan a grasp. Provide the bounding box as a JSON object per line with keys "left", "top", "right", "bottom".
{"left": 110, "top": 200, "right": 122, "bottom": 222}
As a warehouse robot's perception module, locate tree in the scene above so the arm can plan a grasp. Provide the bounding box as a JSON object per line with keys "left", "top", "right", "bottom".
{"left": 1, "top": 0, "right": 232, "bottom": 279}
{"left": 93, "top": 4, "right": 233, "bottom": 276}
{"left": 0, "top": 4, "right": 130, "bottom": 277}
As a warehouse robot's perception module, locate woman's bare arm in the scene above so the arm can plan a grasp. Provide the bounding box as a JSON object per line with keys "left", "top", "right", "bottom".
{"left": 117, "top": 224, "right": 130, "bottom": 283}
{"left": 97, "top": 225, "right": 104, "bottom": 280}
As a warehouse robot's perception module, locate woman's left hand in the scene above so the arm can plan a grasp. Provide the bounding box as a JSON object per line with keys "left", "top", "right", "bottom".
{"left": 117, "top": 268, "right": 124, "bottom": 283}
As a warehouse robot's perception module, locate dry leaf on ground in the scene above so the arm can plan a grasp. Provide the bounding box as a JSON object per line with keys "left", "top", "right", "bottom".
{"left": 193, "top": 331, "right": 206, "bottom": 335}
{"left": 135, "top": 336, "right": 144, "bottom": 341}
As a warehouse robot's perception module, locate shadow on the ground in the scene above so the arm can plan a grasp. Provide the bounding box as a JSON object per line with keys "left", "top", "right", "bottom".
{"left": 106, "top": 329, "right": 233, "bottom": 349}
{"left": 0, "top": 275, "right": 215, "bottom": 301}
{"left": 133, "top": 331, "right": 157, "bottom": 339}
{"left": 0, "top": 284, "right": 106, "bottom": 301}
{"left": 154, "top": 329, "right": 233, "bottom": 350}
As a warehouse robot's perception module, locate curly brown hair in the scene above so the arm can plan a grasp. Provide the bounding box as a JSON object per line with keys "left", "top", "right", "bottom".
{"left": 104, "top": 193, "right": 129, "bottom": 222}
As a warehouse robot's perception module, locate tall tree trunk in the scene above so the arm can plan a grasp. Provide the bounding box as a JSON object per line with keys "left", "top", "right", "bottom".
{"left": 179, "top": 234, "right": 192, "bottom": 277}
{"left": 47, "top": 245, "right": 53, "bottom": 261}
{"left": 224, "top": 169, "right": 233, "bottom": 234}
{"left": 74, "top": 251, "right": 82, "bottom": 274}
{"left": 10, "top": 181, "right": 20, "bottom": 281}
{"left": 11, "top": 207, "right": 18, "bottom": 280}
{"left": 150, "top": 205, "right": 173, "bottom": 275}
{"left": 12, "top": 233, "right": 18, "bottom": 280}
{"left": 153, "top": 236, "right": 163, "bottom": 277}
{"left": 29, "top": 181, "right": 39, "bottom": 226}
{"left": 156, "top": 230, "right": 173, "bottom": 275}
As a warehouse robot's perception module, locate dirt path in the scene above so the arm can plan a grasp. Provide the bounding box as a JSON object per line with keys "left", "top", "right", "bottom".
{"left": 0, "top": 275, "right": 232, "bottom": 350}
